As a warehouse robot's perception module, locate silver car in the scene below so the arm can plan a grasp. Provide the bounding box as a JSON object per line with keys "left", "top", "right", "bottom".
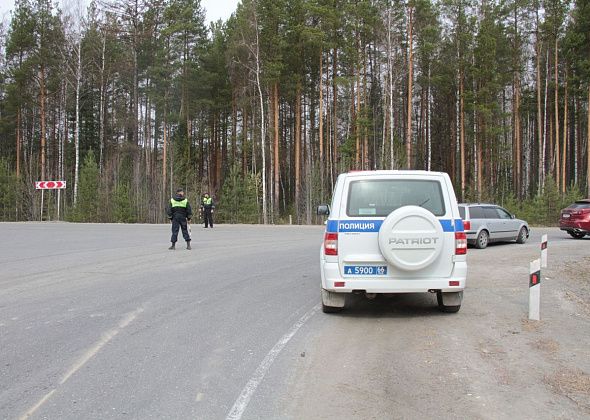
{"left": 458, "top": 204, "right": 529, "bottom": 249}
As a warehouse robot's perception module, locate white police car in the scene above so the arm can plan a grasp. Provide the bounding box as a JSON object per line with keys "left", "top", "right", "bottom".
{"left": 317, "top": 170, "right": 467, "bottom": 313}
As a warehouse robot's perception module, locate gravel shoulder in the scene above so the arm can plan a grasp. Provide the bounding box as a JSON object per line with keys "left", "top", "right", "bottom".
{"left": 279, "top": 228, "right": 590, "bottom": 420}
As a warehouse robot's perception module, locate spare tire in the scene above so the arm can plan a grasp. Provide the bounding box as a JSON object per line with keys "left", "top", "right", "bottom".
{"left": 378, "top": 205, "right": 444, "bottom": 271}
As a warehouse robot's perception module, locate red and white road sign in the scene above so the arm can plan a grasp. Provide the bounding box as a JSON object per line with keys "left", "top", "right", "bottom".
{"left": 35, "top": 180, "right": 67, "bottom": 190}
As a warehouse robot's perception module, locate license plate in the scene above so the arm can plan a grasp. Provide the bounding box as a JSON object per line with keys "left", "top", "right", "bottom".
{"left": 562, "top": 213, "right": 570, "bottom": 219}
{"left": 344, "top": 265, "right": 388, "bottom": 275}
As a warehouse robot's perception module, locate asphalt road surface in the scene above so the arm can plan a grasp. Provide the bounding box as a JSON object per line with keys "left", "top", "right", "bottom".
{"left": 1, "top": 223, "right": 589, "bottom": 420}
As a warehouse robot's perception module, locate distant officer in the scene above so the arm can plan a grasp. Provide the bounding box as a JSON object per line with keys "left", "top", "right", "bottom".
{"left": 201, "top": 193, "right": 215, "bottom": 228}
{"left": 167, "top": 188, "right": 192, "bottom": 250}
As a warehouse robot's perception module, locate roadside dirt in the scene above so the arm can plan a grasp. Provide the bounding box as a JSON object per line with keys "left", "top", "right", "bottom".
{"left": 283, "top": 229, "right": 590, "bottom": 419}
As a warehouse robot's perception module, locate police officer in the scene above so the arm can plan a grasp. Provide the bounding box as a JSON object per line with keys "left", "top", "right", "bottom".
{"left": 201, "top": 193, "right": 215, "bottom": 228}
{"left": 167, "top": 188, "right": 192, "bottom": 250}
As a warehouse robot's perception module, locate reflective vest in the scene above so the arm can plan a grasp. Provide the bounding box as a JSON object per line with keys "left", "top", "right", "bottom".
{"left": 202, "top": 197, "right": 212, "bottom": 206}
{"left": 171, "top": 198, "right": 188, "bottom": 208}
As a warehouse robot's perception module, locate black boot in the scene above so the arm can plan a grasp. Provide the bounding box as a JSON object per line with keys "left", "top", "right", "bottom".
{"left": 168, "top": 243, "right": 175, "bottom": 250}
{"left": 186, "top": 241, "right": 191, "bottom": 250}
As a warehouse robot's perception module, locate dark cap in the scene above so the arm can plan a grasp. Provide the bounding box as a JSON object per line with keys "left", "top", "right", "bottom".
{"left": 176, "top": 188, "right": 184, "bottom": 193}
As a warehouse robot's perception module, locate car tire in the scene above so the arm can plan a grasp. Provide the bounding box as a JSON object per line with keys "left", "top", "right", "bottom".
{"left": 322, "top": 303, "right": 343, "bottom": 313}
{"left": 436, "top": 291, "right": 462, "bottom": 313}
{"left": 475, "top": 230, "right": 489, "bottom": 249}
{"left": 516, "top": 227, "right": 528, "bottom": 244}
{"left": 568, "top": 231, "right": 586, "bottom": 239}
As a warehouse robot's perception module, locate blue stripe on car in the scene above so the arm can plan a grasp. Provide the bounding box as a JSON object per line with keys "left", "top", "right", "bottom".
{"left": 326, "top": 219, "right": 464, "bottom": 233}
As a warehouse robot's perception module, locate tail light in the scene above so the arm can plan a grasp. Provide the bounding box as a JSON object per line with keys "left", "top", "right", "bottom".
{"left": 324, "top": 232, "right": 338, "bottom": 255}
{"left": 463, "top": 220, "right": 471, "bottom": 231}
{"left": 455, "top": 232, "right": 467, "bottom": 255}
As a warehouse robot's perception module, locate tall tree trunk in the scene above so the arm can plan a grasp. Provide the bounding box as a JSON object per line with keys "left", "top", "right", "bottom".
{"left": 387, "top": 6, "right": 394, "bottom": 169}
{"left": 406, "top": 5, "right": 414, "bottom": 169}
{"left": 353, "top": 62, "right": 359, "bottom": 168}
{"left": 295, "top": 81, "right": 301, "bottom": 222}
{"left": 536, "top": 7, "right": 543, "bottom": 194}
{"left": 427, "top": 67, "right": 432, "bottom": 171}
{"left": 332, "top": 47, "right": 338, "bottom": 179}
{"left": 554, "top": 40, "right": 560, "bottom": 189}
{"left": 254, "top": 14, "right": 267, "bottom": 224}
{"left": 273, "top": 82, "right": 280, "bottom": 215}
{"left": 319, "top": 50, "right": 324, "bottom": 196}
{"left": 163, "top": 104, "right": 167, "bottom": 199}
{"left": 232, "top": 92, "right": 237, "bottom": 163}
{"left": 74, "top": 38, "right": 81, "bottom": 205}
{"left": 587, "top": 86, "right": 590, "bottom": 197}
{"left": 513, "top": 3, "right": 521, "bottom": 199}
{"left": 242, "top": 107, "right": 248, "bottom": 176}
{"left": 362, "top": 50, "right": 368, "bottom": 169}
{"left": 16, "top": 109, "right": 21, "bottom": 178}
{"left": 40, "top": 64, "right": 47, "bottom": 182}
{"left": 460, "top": 69, "right": 466, "bottom": 200}
{"left": 562, "top": 68, "right": 568, "bottom": 193}
{"left": 543, "top": 49, "right": 549, "bottom": 187}
{"left": 515, "top": 74, "right": 521, "bottom": 199}
{"left": 99, "top": 34, "right": 106, "bottom": 174}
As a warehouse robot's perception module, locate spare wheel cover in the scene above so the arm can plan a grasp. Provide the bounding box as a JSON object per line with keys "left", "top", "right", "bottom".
{"left": 378, "top": 205, "right": 444, "bottom": 271}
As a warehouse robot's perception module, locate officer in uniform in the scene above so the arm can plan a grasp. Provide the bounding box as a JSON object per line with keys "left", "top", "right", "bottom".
{"left": 167, "top": 188, "right": 192, "bottom": 250}
{"left": 201, "top": 193, "right": 215, "bottom": 228}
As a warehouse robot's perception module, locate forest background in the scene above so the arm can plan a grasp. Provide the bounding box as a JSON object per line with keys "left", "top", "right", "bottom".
{"left": 0, "top": 0, "right": 588, "bottom": 225}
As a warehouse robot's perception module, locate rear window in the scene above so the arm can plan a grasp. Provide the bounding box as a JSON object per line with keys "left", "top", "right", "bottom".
{"left": 346, "top": 179, "right": 446, "bottom": 217}
{"left": 569, "top": 202, "right": 590, "bottom": 209}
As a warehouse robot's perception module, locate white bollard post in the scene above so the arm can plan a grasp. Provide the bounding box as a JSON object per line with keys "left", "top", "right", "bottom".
{"left": 529, "top": 259, "right": 541, "bottom": 321}
{"left": 541, "top": 234, "right": 548, "bottom": 268}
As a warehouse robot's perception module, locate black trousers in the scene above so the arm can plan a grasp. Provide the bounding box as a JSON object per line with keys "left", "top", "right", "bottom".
{"left": 171, "top": 217, "right": 191, "bottom": 242}
{"left": 203, "top": 209, "right": 213, "bottom": 228}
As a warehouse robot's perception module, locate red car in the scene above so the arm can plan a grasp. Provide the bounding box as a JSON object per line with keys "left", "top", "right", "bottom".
{"left": 560, "top": 199, "right": 590, "bottom": 239}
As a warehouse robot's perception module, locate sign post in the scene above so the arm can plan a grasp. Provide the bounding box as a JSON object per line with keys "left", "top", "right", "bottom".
{"left": 35, "top": 181, "right": 67, "bottom": 221}
{"left": 529, "top": 259, "right": 541, "bottom": 321}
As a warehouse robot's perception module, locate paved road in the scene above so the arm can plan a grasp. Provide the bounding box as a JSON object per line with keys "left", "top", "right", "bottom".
{"left": 0, "top": 223, "right": 589, "bottom": 419}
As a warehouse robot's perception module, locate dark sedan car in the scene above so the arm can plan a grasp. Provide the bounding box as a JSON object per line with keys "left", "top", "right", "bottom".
{"left": 560, "top": 199, "right": 590, "bottom": 239}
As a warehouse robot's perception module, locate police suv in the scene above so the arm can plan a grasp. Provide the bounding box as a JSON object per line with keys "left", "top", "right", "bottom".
{"left": 317, "top": 171, "right": 467, "bottom": 313}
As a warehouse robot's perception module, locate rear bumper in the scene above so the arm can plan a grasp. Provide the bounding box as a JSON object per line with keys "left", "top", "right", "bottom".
{"left": 321, "top": 260, "right": 467, "bottom": 293}
{"left": 560, "top": 221, "right": 590, "bottom": 234}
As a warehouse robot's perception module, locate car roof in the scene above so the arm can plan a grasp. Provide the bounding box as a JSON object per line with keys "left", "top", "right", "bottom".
{"left": 458, "top": 203, "right": 498, "bottom": 207}
{"left": 344, "top": 170, "right": 447, "bottom": 177}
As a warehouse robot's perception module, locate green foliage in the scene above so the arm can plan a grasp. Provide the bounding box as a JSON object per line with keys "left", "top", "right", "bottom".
{"left": 70, "top": 150, "right": 99, "bottom": 222}
{"left": 113, "top": 182, "right": 136, "bottom": 223}
{"left": 0, "top": 159, "right": 19, "bottom": 221}
{"left": 499, "top": 178, "right": 584, "bottom": 226}
{"left": 216, "top": 164, "right": 260, "bottom": 223}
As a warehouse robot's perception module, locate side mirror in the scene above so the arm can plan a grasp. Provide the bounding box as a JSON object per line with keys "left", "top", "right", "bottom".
{"left": 511, "top": 214, "right": 516, "bottom": 219}
{"left": 317, "top": 205, "right": 330, "bottom": 216}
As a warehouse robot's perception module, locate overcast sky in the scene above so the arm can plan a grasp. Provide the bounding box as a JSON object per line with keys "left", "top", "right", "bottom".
{"left": 1, "top": 0, "right": 239, "bottom": 27}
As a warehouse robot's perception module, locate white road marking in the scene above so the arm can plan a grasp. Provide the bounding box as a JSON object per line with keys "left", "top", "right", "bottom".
{"left": 19, "top": 390, "right": 56, "bottom": 420}
{"left": 19, "top": 307, "right": 144, "bottom": 419}
{"left": 226, "top": 304, "right": 320, "bottom": 420}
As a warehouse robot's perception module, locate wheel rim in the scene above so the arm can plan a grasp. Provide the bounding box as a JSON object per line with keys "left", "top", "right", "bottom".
{"left": 519, "top": 228, "right": 526, "bottom": 242}
{"left": 478, "top": 232, "right": 488, "bottom": 247}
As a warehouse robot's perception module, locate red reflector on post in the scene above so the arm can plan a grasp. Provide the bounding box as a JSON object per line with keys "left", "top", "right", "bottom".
{"left": 334, "top": 282, "right": 345, "bottom": 287}
{"left": 449, "top": 281, "right": 460, "bottom": 286}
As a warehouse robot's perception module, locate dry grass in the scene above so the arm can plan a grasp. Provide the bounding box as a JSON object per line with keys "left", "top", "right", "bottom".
{"left": 545, "top": 368, "right": 590, "bottom": 412}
